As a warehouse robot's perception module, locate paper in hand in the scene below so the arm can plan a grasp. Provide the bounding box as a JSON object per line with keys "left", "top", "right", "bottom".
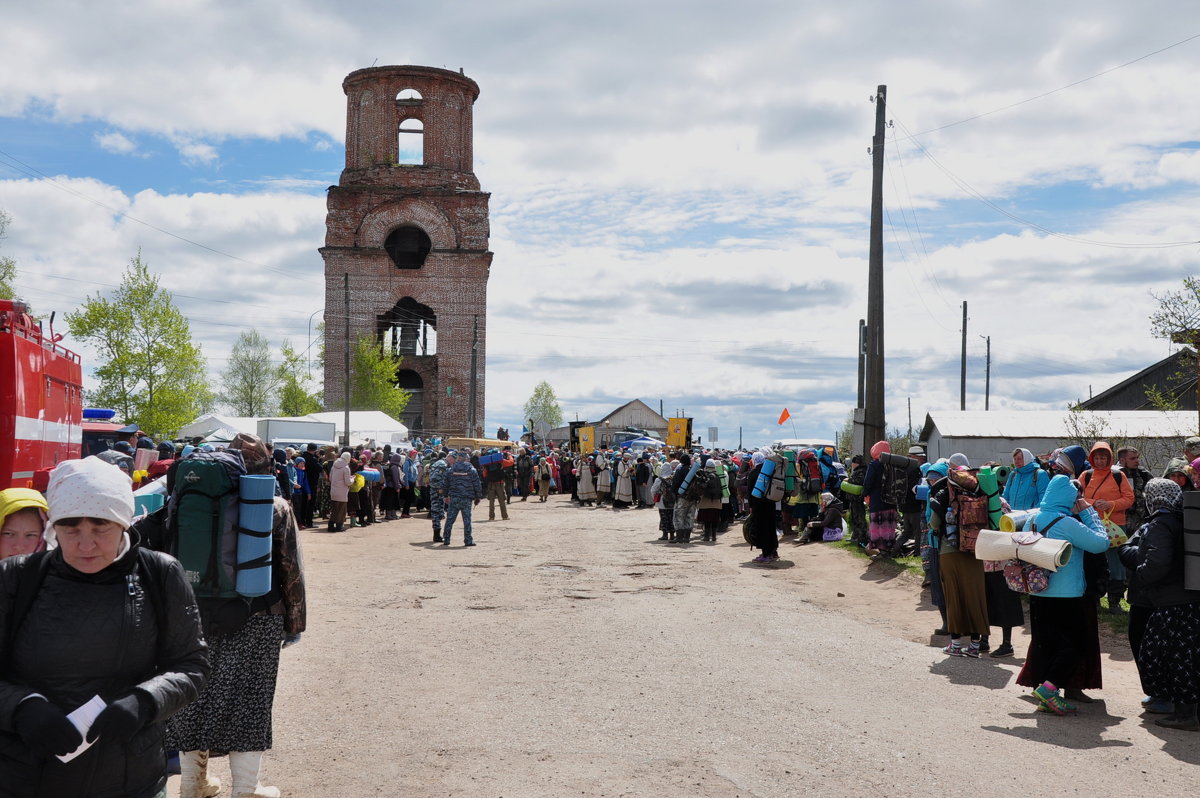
{"left": 57, "top": 695, "right": 107, "bottom": 763}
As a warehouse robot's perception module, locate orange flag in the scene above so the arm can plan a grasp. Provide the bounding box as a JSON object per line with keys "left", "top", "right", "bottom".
{"left": 777, "top": 408, "right": 791, "bottom": 425}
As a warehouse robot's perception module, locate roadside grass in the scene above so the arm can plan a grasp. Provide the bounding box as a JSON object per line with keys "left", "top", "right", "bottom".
{"left": 825, "top": 538, "right": 1133, "bottom": 636}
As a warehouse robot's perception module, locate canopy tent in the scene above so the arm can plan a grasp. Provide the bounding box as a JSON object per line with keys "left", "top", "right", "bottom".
{"left": 176, "top": 414, "right": 260, "bottom": 442}
{"left": 305, "top": 411, "right": 409, "bottom": 448}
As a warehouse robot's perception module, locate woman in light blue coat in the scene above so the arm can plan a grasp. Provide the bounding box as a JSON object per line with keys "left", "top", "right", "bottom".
{"left": 1015, "top": 474, "right": 1110, "bottom": 715}
{"left": 1003, "top": 448, "right": 1048, "bottom": 511}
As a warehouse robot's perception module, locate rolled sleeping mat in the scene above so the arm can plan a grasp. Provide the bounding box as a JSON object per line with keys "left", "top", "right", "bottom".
{"left": 133, "top": 492, "right": 165, "bottom": 518}
{"left": 479, "top": 452, "right": 502, "bottom": 467}
{"left": 360, "top": 467, "right": 381, "bottom": 483}
{"left": 1184, "top": 492, "right": 1200, "bottom": 591}
{"left": 914, "top": 481, "right": 930, "bottom": 502}
{"left": 839, "top": 480, "right": 863, "bottom": 496}
{"left": 236, "top": 474, "right": 275, "bottom": 598}
{"left": 977, "top": 466, "right": 1003, "bottom": 529}
{"left": 676, "top": 459, "right": 702, "bottom": 497}
{"left": 974, "top": 528, "right": 1072, "bottom": 571}
{"left": 752, "top": 456, "right": 777, "bottom": 499}
{"left": 999, "top": 510, "right": 1035, "bottom": 533}
{"left": 783, "top": 450, "right": 797, "bottom": 492}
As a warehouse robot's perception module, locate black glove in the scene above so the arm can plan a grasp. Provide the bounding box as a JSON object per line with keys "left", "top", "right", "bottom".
{"left": 13, "top": 698, "right": 83, "bottom": 758}
{"left": 86, "top": 693, "right": 150, "bottom": 744}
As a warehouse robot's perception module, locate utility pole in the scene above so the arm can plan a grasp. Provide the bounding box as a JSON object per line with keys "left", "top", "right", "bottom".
{"left": 864, "top": 85, "right": 887, "bottom": 447}
{"left": 343, "top": 273, "right": 351, "bottom": 448}
{"left": 983, "top": 335, "right": 991, "bottom": 410}
{"left": 960, "top": 301, "right": 968, "bottom": 411}
{"left": 907, "top": 397, "right": 912, "bottom": 439}
{"left": 467, "top": 315, "right": 479, "bottom": 437}
{"left": 738, "top": 426, "right": 743, "bottom": 449}
{"left": 856, "top": 318, "right": 866, "bottom": 409}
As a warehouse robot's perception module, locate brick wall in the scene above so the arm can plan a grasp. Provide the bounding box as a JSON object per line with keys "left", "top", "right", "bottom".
{"left": 322, "top": 66, "right": 490, "bottom": 437}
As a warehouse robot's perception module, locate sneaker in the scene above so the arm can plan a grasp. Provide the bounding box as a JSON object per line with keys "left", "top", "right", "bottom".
{"left": 977, "top": 641, "right": 991, "bottom": 654}
{"left": 1143, "top": 697, "right": 1174, "bottom": 714}
{"left": 943, "top": 643, "right": 965, "bottom": 657}
{"left": 990, "top": 643, "right": 1015, "bottom": 658}
{"left": 465, "top": 541, "right": 476, "bottom": 547}
{"left": 964, "top": 644, "right": 981, "bottom": 658}
{"left": 752, "top": 555, "right": 771, "bottom": 563}
{"left": 1033, "top": 684, "right": 1076, "bottom": 716}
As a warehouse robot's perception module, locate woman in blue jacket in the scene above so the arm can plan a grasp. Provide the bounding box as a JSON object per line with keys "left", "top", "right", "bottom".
{"left": 1015, "top": 474, "right": 1110, "bottom": 715}
{"left": 1003, "top": 448, "right": 1048, "bottom": 511}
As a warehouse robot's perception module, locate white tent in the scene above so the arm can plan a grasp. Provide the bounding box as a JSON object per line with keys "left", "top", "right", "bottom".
{"left": 305, "top": 411, "right": 409, "bottom": 447}
{"left": 176, "top": 414, "right": 260, "bottom": 442}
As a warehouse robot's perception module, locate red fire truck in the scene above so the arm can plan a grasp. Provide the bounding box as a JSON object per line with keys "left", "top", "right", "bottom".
{"left": 0, "top": 299, "right": 84, "bottom": 489}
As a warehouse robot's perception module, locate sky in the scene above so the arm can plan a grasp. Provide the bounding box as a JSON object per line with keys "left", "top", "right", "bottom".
{"left": 2, "top": 1, "right": 1199, "bottom": 449}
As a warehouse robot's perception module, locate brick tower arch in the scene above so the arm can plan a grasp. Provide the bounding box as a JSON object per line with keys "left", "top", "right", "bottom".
{"left": 321, "top": 65, "right": 491, "bottom": 437}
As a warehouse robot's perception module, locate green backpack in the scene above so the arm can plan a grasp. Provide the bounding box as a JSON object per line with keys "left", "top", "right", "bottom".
{"left": 168, "top": 451, "right": 246, "bottom": 600}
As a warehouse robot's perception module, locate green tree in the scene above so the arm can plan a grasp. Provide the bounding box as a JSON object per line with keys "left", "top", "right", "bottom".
{"left": 221, "top": 330, "right": 281, "bottom": 416}
{"left": 1149, "top": 276, "right": 1200, "bottom": 429}
{"left": 523, "top": 381, "right": 563, "bottom": 430}
{"left": 65, "top": 252, "right": 213, "bottom": 438}
{"left": 349, "top": 333, "right": 409, "bottom": 420}
{"left": 0, "top": 209, "right": 16, "bottom": 301}
{"left": 277, "top": 339, "right": 323, "bottom": 416}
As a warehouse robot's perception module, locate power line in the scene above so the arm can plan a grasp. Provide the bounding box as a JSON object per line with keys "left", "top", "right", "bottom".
{"left": 892, "top": 116, "right": 1200, "bottom": 250}
{"left": 899, "top": 31, "right": 1200, "bottom": 140}
{"left": 0, "top": 149, "right": 322, "bottom": 283}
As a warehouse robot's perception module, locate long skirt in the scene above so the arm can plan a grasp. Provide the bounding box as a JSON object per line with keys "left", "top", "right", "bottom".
{"left": 1140, "top": 602, "right": 1200, "bottom": 704}
{"left": 577, "top": 470, "right": 597, "bottom": 501}
{"left": 747, "top": 497, "right": 778, "bottom": 556}
{"left": 984, "top": 570, "right": 1026, "bottom": 628}
{"left": 166, "top": 615, "right": 285, "bottom": 752}
{"left": 939, "top": 550, "right": 989, "bottom": 636}
{"left": 1018, "top": 596, "right": 1102, "bottom": 690}
{"left": 869, "top": 509, "right": 900, "bottom": 555}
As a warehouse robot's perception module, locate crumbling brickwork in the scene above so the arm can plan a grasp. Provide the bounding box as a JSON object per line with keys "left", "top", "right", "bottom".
{"left": 321, "top": 66, "right": 491, "bottom": 437}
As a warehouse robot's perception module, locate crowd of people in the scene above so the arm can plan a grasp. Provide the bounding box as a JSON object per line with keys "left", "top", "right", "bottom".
{"left": 2, "top": 427, "right": 1198, "bottom": 796}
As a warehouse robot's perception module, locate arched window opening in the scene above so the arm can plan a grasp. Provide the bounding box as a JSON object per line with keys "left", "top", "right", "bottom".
{"left": 395, "top": 369, "right": 424, "bottom": 432}
{"left": 378, "top": 297, "right": 437, "bottom": 357}
{"left": 398, "top": 118, "right": 423, "bottom": 165}
{"left": 396, "top": 88, "right": 423, "bottom": 102}
{"left": 384, "top": 225, "right": 431, "bottom": 270}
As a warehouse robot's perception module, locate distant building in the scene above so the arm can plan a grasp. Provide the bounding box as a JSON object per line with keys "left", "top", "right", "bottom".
{"left": 1077, "top": 348, "right": 1196, "bottom": 411}
{"left": 920, "top": 410, "right": 1196, "bottom": 475}
{"left": 547, "top": 399, "right": 669, "bottom": 447}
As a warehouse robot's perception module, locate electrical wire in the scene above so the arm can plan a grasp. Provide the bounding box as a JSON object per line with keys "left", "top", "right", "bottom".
{"left": 0, "top": 149, "right": 323, "bottom": 284}
{"left": 898, "top": 31, "right": 1200, "bottom": 140}
{"left": 891, "top": 116, "right": 1200, "bottom": 249}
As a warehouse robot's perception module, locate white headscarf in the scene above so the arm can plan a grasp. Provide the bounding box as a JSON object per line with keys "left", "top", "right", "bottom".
{"left": 44, "top": 457, "right": 135, "bottom": 546}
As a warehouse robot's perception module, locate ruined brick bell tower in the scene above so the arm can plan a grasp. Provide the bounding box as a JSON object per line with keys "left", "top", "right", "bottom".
{"left": 322, "top": 65, "right": 490, "bottom": 436}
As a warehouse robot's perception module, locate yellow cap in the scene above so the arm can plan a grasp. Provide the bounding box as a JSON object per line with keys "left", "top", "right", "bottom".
{"left": 0, "top": 488, "right": 49, "bottom": 524}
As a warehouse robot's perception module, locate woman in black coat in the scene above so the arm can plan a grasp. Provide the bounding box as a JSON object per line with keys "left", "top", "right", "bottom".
{"left": 745, "top": 453, "right": 779, "bottom": 563}
{"left": 0, "top": 457, "right": 208, "bottom": 798}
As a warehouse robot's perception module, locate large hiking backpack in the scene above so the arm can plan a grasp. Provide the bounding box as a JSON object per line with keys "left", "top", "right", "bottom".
{"left": 798, "top": 450, "right": 823, "bottom": 494}
{"left": 168, "top": 450, "right": 247, "bottom": 602}
{"left": 686, "top": 467, "right": 715, "bottom": 502}
{"left": 880, "top": 452, "right": 920, "bottom": 506}
{"left": 949, "top": 483, "right": 990, "bottom": 553}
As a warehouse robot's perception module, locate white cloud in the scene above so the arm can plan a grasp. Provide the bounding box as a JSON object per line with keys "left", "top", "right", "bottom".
{"left": 94, "top": 131, "right": 139, "bottom": 155}
{"left": 3, "top": 2, "right": 1200, "bottom": 443}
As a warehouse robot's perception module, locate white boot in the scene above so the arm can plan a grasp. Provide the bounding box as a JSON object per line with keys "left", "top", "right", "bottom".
{"left": 179, "top": 751, "right": 221, "bottom": 798}
{"left": 230, "top": 750, "right": 281, "bottom": 798}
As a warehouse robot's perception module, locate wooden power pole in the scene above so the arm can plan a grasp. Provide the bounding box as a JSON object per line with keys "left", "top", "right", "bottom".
{"left": 864, "top": 85, "right": 887, "bottom": 447}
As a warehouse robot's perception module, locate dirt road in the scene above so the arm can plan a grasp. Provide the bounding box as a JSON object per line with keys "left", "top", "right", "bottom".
{"left": 171, "top": 495, "right": 1198, "bottom": 797}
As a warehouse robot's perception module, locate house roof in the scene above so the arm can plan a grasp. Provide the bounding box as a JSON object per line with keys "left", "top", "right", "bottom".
{"left": 921, "top": 410, "right": 1198, "bottom": 441}
{"left": 596, "top": 399, "right": 668, "bottom": 426}
{"left": 1077, "top": 347, "right": 1196, "bottom": 410}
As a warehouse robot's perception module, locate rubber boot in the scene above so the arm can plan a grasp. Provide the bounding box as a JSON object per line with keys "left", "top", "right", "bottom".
{"left": 1106, "top": 583, "right": 1127, "bottom": 615}
{"left": 230, "top": 750, "right": 281, "bottom": 798}
{"left": 1155, "top": 703, "right": 1200, "bottom": 731}
{"left": 179, "top": 751, "right": 221, "bottom": 798}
